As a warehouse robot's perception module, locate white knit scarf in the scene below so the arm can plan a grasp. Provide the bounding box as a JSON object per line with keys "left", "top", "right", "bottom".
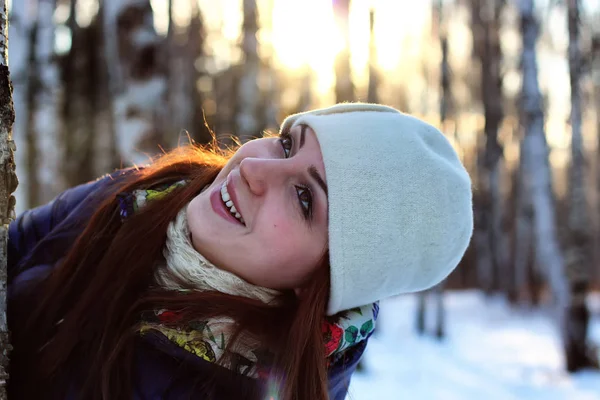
{"left": 156, "top": 205, "right": 279, "bottom": 304}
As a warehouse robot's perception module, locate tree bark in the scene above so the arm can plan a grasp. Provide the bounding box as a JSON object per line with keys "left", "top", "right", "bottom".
{"left": 0, "top": 0, "right": 18, "bottom": 397}
{"left": 513, "top": 150, "right": 535, "bottom": 303}
{"left": 94, "top": 2, "right": 120, "bottom": 176}
{"left": 236, "top": 0, "right": 261, "bottom": 143}
{"left": 24, "top": 15, "right": 39, "bottom": 208}
{"left": 518, "top": 0, "right": 575, "bottom": 371}
{"left": 35, "top": 0, "right": 62, "bottom": 204}
{"left": 592, "top": 12, "right": 600, "bottom": 298}
{"left": 563, "top": 0, "right": 598, "bottom": 371}
{"left": 7, "top": 0, "right": 30, "bottom": 215}
{"left": 472, "top": 0, "right": 507, "bottom": 295}
{"left": 333, "top": 0, "right": 354, "bottom": 103}
{"left": 367, "top": 9, "right": 378, "bottom": 104}
{"left": 106, "top": 0, "right": 167, "bottom": 165}
{"left": 61, "top": 0, "right": 96, "bottom": 188}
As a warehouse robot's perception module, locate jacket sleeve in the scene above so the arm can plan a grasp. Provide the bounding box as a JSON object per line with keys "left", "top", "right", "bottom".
{"left": 327, "top": 340, "right": 368, "bottom": 400}
{"left": 7, "top": 170, "right": 133, "bottom": 279}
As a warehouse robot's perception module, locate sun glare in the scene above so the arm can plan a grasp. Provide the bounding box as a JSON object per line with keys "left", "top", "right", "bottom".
{"left": 269, "top": 0, "right": 344, "bottom": 93}
{"left": 152, "top": 0, "right": 434, "bottom": 97}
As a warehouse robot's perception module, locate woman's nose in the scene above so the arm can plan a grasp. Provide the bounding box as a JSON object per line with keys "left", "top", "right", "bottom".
{"left": 239, "top": 157, "right": 277, "bottom": 196}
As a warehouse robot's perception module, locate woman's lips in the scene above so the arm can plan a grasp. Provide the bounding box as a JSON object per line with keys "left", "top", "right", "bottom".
{"left": 226, "top": 173, "right": 244, "bottom": 222}
{"left": 210, "top": 184, "right": 243, "bottom": 225}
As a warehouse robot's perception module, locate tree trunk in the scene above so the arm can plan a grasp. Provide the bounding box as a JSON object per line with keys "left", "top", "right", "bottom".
{"left": 474, "top": 144, "right": 495, "bottom": 293}
{"left": 61, "top": 0, "right": 95, "bottom": 188}
{"left": 518, "top": 0, "right": 573, "bottom": 371}
{"left": 24, "top": 16, "right": 39, "bottom": 208}
{"left": 367, "top": 9, "right": 378, "bottom": 104}
{"left": 416, "top": 0, "right": 452, "bottom": 340}
{"left": 0, "top": 1, "right": 18, "bottom": 397}
{"left": 333, "top": 0, "right": 354, "bottom": 103}
{"left": 470, "top": 0, "right": 493, "bottom": 294}
{"left": 164, "top": 0, "right": 195, "bottom": 146}
{"left": 35, "top": 0, "right": 62, "bottom": 203}
{"left": 594, "top": 27, "right": 600, "bottom": 287}
{"left": 188, "top": 1, "right": 212, "bottom": 144}
{"left": 8, "top": 0, "right": 31, "bottom": 215}
{"left": 236, "top": 0, "right": 261, "bottom": 143}
{"left": 107, "top": 0, "right": 167, "bottom": 165}
{"left": 94, "top": 2, "right": 119, "bottom": 176}
{"left": 472, "top": 0, "right": 507, "bottom": 294}
{"left": 296, "top": 67, "right": 313, "bottom": 112}
{"left": 564, "top": 0, "right": 598, "bottom": 371}
{"left": 416, "top": 292, "right": 426, "bottom": 335}
{"left": 513, "top": 153, "right": 534, "bottom": 303}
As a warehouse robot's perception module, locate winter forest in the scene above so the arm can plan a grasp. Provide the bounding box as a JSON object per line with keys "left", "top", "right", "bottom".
{"left": 1, "top": 0, "right": 600, "bottom": 398}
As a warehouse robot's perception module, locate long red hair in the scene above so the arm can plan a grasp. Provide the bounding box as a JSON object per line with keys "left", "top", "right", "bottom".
{"left": 8, "top": 144, "right": 330, "bottom": 400}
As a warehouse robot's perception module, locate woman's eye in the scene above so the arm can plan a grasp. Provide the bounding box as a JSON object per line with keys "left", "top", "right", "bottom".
{"left": 295, "top": 186, "right": 312, "bottom": 219}
{"left": 280, "top": 134, "right": 293, "bottom": 158}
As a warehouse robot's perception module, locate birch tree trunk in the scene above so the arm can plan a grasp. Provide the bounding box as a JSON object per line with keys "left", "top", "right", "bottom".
{"left": 563, "top": 0, "right": 598, "bottom": 371}
{"left": 236, "top": 0, "right": 261, "bottom": 143}
{"left": 23, "top": 13, "right": 39, "bottom": 207}
{"left": 164, "top": 0, "right": 192, "bottom": 145}
{"left": 34, "top": 0, "right": 61, "bottom": 203}
{"left": 367, "top": 9, "right": 378, "bottom": 104}
{"left": 434, "top": 0, "right": 450, "bottom": 339}
{"left": 165, "top": 0, "right": 209, "bottom": 144}
{"left": 61, "top": 0, "right": 96, "bottom": 187}
{"left": 471, "top": 0, "right": 508, "bottom": 294}
{"left": 21, "top": 0, "right": 61, "bottom": 204}
{"left": 333, "top": 0, "right": 354, "bottom": 103}
{"left": 471, "top": 0, "right": 494, "bottom": 294}
{"left": 0, "top": 0, "right": 18, "bottom": 396}
{"left": 8, "top": 0, "right": 31, "bottom": 215}
{"left": 518, "top": 0, "right": 574, "bottom": 371}
{"left": 417, "top": 0, "right": 449, "bottom": 340}
{"left": 513, "top": 149, "right": 535, "bottom": 303}
{"left": 105, "top": 0, "right": 167, "bottom": 165}
{"left": 484, "top": 0, "right": 508, "bottom": 295}
{"left": 592, "top": 13, "right": 600, "bottom": 292}
{"left": 188, "top": 1, "right": 212, "bottom": 144}
{"left": 94, "top": 2, "right": 119, "bottom": 176}
{"left": 296, "top": 67, "right": 313, "bottom": 112}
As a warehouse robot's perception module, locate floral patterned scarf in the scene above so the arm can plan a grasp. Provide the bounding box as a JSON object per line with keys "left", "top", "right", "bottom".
{"left": 118, "top": 181, "right": 378, "bottom": 377}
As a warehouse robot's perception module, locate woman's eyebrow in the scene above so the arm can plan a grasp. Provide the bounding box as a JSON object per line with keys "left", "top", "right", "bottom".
{"left": 295, "top": 124, "right": 327, "bottom": 196}
{"left": 299, "top": 125, "right": 307, "bottom": 149}
{"left": 309, "top": 165, "right": 328, "bottom": 196}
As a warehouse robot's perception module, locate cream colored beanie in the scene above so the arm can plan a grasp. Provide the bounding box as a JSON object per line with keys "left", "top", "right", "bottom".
{"left": 280, "top": 103, "right": 473, "bottom": 316}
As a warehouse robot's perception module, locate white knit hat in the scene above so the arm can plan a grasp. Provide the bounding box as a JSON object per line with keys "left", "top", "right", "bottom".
{"left": 280, "top": 103, "right": 473, "bottom": 316}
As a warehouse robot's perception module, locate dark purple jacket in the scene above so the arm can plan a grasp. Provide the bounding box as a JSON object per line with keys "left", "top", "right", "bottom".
{"left": 7, "top": 171, "right": 365, "bottom": 399}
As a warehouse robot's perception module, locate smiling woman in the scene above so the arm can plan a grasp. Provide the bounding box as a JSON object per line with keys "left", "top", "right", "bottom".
{"left": 187, "top": 124, "right": 329, "bottom": 291}
{"left": 7, "top": 103, "right": 473, "bottom": 400}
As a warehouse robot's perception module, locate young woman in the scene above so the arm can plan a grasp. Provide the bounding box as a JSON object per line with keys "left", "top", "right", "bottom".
{"left": 7, "top": 103, "right": 473, "bottom": 400}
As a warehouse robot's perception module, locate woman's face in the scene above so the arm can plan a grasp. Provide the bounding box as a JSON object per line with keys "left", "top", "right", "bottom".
{"left": 187, "top": 124, "right": 328, "bottom": 291}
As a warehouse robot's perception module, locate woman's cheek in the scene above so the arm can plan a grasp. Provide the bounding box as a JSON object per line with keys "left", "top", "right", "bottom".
{"left": 265, "top": 214, "right": 295, "bottom": 237}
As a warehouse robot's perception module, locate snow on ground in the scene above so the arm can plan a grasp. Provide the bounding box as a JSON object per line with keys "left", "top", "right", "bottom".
{"left": 348, "top": 291, "right": 600, "bottom": 400}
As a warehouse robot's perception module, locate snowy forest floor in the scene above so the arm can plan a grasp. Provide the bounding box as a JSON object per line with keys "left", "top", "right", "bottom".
{"left": 348, "top": 290, "right": 600, "bottom": 400}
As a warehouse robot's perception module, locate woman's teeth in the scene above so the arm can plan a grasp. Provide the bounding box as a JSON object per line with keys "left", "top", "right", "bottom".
{"left": 221, "top": 183, "right": 245, "bottom": 225}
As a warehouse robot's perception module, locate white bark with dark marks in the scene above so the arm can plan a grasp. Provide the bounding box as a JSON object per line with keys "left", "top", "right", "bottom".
{"left": 8, "top": 0, "right": 33, "bottom": 213}
{"left": 107, "top": 0, "right": 167, "bottom": 165}
{"left": 517, "top": 0, "right": 571, "bottom": 369}
{"left": 0, "top": 0, "right": 17, "bottom": 397}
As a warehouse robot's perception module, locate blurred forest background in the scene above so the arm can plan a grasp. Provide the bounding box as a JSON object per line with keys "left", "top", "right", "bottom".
{"left": 6, "top": 0, "right": 600, "bottom": 378}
